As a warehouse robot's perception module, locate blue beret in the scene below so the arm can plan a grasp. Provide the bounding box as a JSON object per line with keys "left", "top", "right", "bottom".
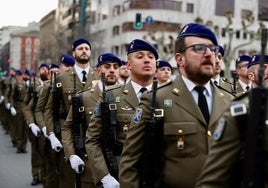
{"left": 39, "top": 63, "right": 49, "bottom": 69}
{"left": 72, "top": 38, "right": 91, "bottom": 51}
{"left": 235, "top": 55, "right": 251, "bottom": 66}
{"left": 219, "top": 46, "right": 224, "bottom": 56}
{"left": 97, "top": 53, "right": 122, "bottom": 67}
{"left": 49, "top": 63, "right": 59, "bottom": 70}
{"left": 24, "top": 69, "right": 31, "bottom": 76}
{"left": 156, "top": 59, "right": 172, "bottom": 70}
{"left": 16, "top": 70, "right": 23, "bottom": 75}
{"left": 247, "top": 54, "right": 268, "bottom": 68}
{"left": 31, "top": 71, "right": 36, "bottom": 77}
{"left": 127, "top": 39, "right": 159, "bottom": 59}
{"left": 121, "top": 59, "right": 126, "bottom": 65}
{"left": 60, "top": 54, "right": 75, "bottom": 66}
{"left": 178, "top": 23, "right": 218, "bottom": 45}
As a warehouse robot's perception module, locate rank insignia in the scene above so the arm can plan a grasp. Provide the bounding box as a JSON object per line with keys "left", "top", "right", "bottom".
{"left": 115, "top": 96, "right": 120, "bottom": 103}
{"left": 93, "top": 103, "right": 100, "bottom": 116}
{"left": 164, "top": 99, "right": 172, "bottom": 108}
{"left": 133, "top": 108, "right": 143, "bottom": 123}
{"left": 213, "top": 118, "right": 226, "bottom": 140}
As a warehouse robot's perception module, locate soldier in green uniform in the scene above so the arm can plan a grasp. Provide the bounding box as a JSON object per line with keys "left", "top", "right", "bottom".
{"left": 85, "top": 39, "right": 158, "bottom": 188}
{"left": 10, "top": 70, "right": 28, "bottom": 153}
{"left": 45, "top": 39, "right": 98, "bottom": 188}
{"left": 195, "top": 53, "right": 268, "bottom": 188}
{"left": 155, "top": 59, "right": 173, "bottom": 85}
{"left": 4, "top": 68, "right": 17, "bottom": 147}
{"left": 119, "top": 23, "right": 234, "bottom": 187}
{"left": 22, "top": 65, "right": 49, "bottom": 185}
{"left": 211, "top": 45, "right": 234, "bottom": 95}
{"left": 35, "top": 63, "right": 61, "bottom": 188}
{"left": 234, "top": 55, "right": 252, "bottom": 94}
{"left": 62, "top": 52, "right": 122, "bottom": 188}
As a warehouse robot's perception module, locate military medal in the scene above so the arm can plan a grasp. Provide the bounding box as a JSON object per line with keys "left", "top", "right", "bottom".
{"left": 177, "top": 129, "right": 184, "bottom": 150}
{"left": 123, "top": 119, "right": 128, "bottom": 134}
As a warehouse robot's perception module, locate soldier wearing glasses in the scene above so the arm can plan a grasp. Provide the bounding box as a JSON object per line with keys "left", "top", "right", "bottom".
{"left": 119, "top": 23, "right": 234, "bottom": 187}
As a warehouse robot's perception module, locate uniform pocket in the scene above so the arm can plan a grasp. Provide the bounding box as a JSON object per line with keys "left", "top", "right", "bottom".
{"left": 164, "top": 122, "right": 198, "bottom": 158}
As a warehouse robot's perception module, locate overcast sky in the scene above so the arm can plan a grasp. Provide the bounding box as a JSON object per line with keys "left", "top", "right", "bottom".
{"left": 0, "top": 0, "right": 57, "bottom": 28}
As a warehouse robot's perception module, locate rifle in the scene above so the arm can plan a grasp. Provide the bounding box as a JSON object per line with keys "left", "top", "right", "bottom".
{"left": 52, "top": 72, "right": 61, "bottom": 175}
{"left": 231, "top": 70, "right": 238, "bottom": 95}
{"left": 139, "top": 77, "right": 165, "bottom": 188}
{"left": 100, "top": 72, "right": 120, "bottom": 180}
{"left": 243, "top": 28, "right": 268, "bottom": 188}
{"left": 72, "top": 72, "right": 85, "bottom": 188}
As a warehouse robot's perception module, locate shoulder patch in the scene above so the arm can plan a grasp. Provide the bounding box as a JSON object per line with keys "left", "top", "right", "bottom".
{"left": 93, "top": 102, "right": 100, "bottom": 116}
{"left": 213, "top": 118, "right": 226, "bottom": 140}
{"left": 133, "top": 108, "right": 143, "bottom": 123}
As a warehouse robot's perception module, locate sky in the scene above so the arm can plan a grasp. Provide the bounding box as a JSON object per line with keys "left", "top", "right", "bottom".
{"left": 0, "top": 0, "right": 58, "bottom": 28}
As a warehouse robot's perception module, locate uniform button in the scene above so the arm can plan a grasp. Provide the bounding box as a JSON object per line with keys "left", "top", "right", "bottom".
{"left": 207, "top": 130, "right": 212, "bottom": 136}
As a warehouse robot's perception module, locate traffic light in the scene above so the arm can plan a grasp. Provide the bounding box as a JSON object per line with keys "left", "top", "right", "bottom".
{"left": 134, "top": 13, "right": 143, "bottom": 29}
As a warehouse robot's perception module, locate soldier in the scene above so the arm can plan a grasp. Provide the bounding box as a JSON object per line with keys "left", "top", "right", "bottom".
{"left": 22, "top": 64, "right": 49, "bottom": 186}
{"left": 85, "top": 38, "right": 158, "bottom": 188}
{"left": 10, "top": 70, "right": 28, "bottom": 153}
{"left": 119, "top": 23, "right": 234, "bottom": 187}
{"left": 211, "top": 45, "right": 234, "bottom": 95}
{"left": 44, "top": 38, "right": 98, "bottom": 188}
{"left": 195, "top": 53, "right": 268, "bottom": 187}
{"left": 4, "top": 67, "right": 17, "bottom": 147}
{"left": 117, "top": 60, "right": 130, "bottom": 85}
{"left": 62, "top": 52, "right": 122, "bottom": 188}
{"left": 234, "top": 55, "right": 252, "bottom": 94}
{"left": 155, "top": 59, "right": 173, "bottom": 85}
{"left": 35, "top": 63, "right": 61, "bottom": 188}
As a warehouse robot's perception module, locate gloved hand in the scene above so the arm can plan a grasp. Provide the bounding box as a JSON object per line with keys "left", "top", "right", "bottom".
{"left": 29, "top": 123, "right": 41, "bottom": 137}
{"left": 5, "top": 102, "right": 11, "bottom": 110}
{"left": 10, "top": 106, "right": 17, "bottom": 116}
{"left": 0, "top": 96, "right": 4, "bottom": 104}
{"left": 48, "top": 133, "right": 62, "bottom": 152}
{"left": 69, "top": 155, "right": 85, "bottom": 174}
{"left": 41, "top": 126, "right": 48, "bottom": 138}
{"left": 101, "top": 173, "right": 119, "bottom": 188}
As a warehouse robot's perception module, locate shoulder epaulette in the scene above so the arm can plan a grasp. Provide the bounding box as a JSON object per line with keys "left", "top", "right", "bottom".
{"left": 233, "top": 90, "right": 249, "bottom": 101}
{"left": 221, "top": 77, "right": 233, "bottom": 85}
{"left": 215, "top": 84, "right": 236, "bottom": 97}
{"left": 107, "top": 84, "right": 122, "bottom": 91}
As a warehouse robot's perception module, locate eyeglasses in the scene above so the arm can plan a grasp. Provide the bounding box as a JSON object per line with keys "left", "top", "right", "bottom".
{"left": 180, "top": 44, "right": 220, "bottom": 54}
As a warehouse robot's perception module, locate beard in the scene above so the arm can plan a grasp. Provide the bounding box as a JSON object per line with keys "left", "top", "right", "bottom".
{"left": 75, "top": 55, "right": 90, "bottom": 64}
{"left": 40, "top": 74, "right": 48, "bottom": 81}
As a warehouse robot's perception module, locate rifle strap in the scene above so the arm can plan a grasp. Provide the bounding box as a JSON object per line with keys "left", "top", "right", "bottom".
{"left": 78, "top": 93, "right": 87, "bottom": 135}
{"left": 106, "top": 90, "right": 117, "bottom": 126}
{"left": 55, "top": 75, "right": 68, "bottom": 119}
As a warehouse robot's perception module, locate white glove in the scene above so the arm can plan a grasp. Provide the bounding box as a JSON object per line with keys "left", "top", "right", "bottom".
{"left": 10, "top": 106, "right": 17, "bottom": 116}
{"left": 48, "top": 133, "right": 62, "bottom": 152}
{"left": 69, "top": 155, "right": 85, "bottom": 174}
{"left": 0, "top": 96, "right": 4, "bottom": 104}
{"left": 6, "top": 102, "right": 11, "bottom": 110}
{"left": 101, "top": 173, "right": 119, "bottom": 188}
{"left": 29, "top": 123, "right": 41, "bottom": 137}
{"left": 41, "top": 126, "right": 48, "bottom": 138}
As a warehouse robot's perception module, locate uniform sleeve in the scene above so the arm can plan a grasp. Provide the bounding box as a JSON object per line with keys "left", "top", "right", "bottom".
{"left": 44, "top": 92, "right": 54, "bottom": 134}
{"left": 119, "top": 93, "right": 152, "bottom": 188}
{"left": 195, "top": 111, "right": 242, "bottom": 188}
{"left": 61, "top": 107, "right": 75, "bottom": 159}
{"left": 85, "top": 101, "right": 110, "bottom": 184}
{"left": 35, "top": 83, "right": 49, "bottom": 128}
{"left": 22, "top": 98, "right": 35, "bottom": 124}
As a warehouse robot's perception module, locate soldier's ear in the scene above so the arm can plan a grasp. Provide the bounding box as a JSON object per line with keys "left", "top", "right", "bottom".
{"left": 175, "top": 53, "right": 184, "bottom": 67}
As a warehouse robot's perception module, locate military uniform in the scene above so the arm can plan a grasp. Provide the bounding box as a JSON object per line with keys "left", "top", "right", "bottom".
{"left": 10, "top": 79, "right": 28, "bottom": 153}
{"left": 86, "top": 81, "right": 151, "bottom": 185}
{"left": 62, "top": 85, "right": 103, "bottom": 188}
{"left": 22, "top": 77, "right": 45, "bottom": 184}
{"left": 45, "top": 67, "right": 98, "bottom": 188}
{"left": 213, "top": 77, "right": 234, "bottom": 95}
{"left": 119, "top": 75, "right": 234, "bottom": 187}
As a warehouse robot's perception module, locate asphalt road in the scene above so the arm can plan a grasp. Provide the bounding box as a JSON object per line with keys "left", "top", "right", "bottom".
{"left": 0, "top": 126, "right": 42, "bottom": 188}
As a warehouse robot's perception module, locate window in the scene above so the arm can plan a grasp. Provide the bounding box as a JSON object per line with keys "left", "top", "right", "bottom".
{"left": 243, "top": 32, "right": 247, "bottom": 39}
{"left": 112, "top": 26, "right": 120, "bottom": 36}
{"left": 186, "top": 3, "right": 194, "bottom": 13}
{"left": 221, "top": 28, "right": 226, "bottom": 37}
{"left": 215, "top": 0, "right": 234, "bottom": 16}
{"left": 236, "top": 30, "right": 240, "bottom": 39}
{"left": 113, "top": 5, "right": 120, "bottom": 16}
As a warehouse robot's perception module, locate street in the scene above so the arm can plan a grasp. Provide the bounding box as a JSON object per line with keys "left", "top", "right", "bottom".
{"left": 0, "top": 125, "right": 42, "bottom": 188}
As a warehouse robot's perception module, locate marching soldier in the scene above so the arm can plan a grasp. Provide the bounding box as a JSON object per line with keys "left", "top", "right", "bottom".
{"left": 211, "top": 45, "right": 234, "bottom": 95}
{"left": 85, "top": 39, "right": 158, "bottom": 187}
{"left": 155, "top": 59, "right": 173, "bottom": 85}
{"left": 195, "top": 53, "right": 268, "bottom": 187}
{"left": 119, "top": 23, "right": 234, "bottom": 187}
{"left": 234, "top": 55, "right": 252, "bottom": 94}
{"left": 62, "top": 52, "right": 122, "bottom": 188}
{"left": 44, "top": 39, "right": 98, "bottom": 188}
{"left": 22, "top": 64, "right": 49, "bottom": 185}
